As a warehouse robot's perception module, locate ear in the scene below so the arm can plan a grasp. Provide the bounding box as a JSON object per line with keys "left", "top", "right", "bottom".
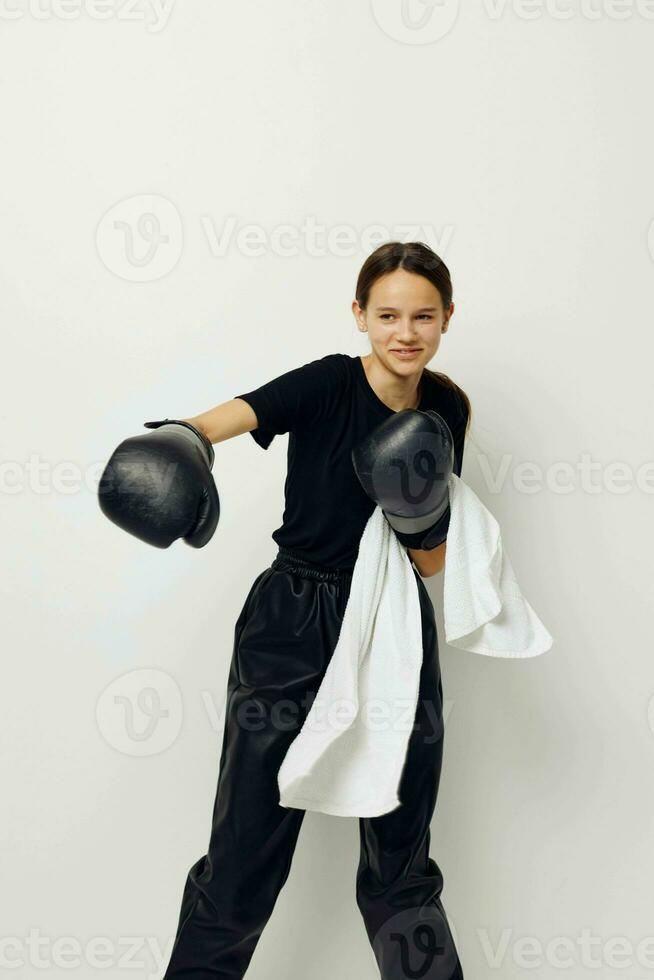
{"left": 351, "top": 300, "right": 367, "bottom": 332}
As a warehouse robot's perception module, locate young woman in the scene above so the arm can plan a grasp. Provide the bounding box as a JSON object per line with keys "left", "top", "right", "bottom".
{"left": 161, "top": 241, "right": 471, "bottom": 979}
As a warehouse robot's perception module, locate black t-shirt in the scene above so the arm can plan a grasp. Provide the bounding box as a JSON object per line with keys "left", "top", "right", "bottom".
{"left": 234, "top": 353, "right": 469, "bottom": 570}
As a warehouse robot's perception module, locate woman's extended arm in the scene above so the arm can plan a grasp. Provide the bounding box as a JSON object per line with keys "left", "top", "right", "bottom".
{"left": 183, "top": 398, "right": 259, "bottom": 445}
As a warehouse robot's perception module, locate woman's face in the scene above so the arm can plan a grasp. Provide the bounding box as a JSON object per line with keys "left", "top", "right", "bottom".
{"left": 352, "top": 267, "right": 454, "bottom": 376}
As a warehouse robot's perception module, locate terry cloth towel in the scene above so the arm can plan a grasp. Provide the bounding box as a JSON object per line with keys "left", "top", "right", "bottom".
{"left": 277, "top": 472, "right": 553, "bottom": 818}
{"left": 443, "top": 473, "right": 554, "bottom": 658}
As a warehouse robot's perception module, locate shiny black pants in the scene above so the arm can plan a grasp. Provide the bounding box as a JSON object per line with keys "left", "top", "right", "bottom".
{"left": 162, "top": 547, "right": 464, "bottom": 979}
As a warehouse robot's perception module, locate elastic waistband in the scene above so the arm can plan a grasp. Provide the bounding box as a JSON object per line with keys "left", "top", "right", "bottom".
{"left": 271, "top": 547, "right": 355, "bottom": 583}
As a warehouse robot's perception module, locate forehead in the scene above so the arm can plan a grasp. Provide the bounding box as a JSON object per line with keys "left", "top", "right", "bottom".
{"left": 369, "top": 269, "right": 442, "bottom": 309}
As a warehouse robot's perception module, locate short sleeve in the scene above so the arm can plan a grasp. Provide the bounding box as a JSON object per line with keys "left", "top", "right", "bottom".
{"left": 234, "top": 353, "right": 347, "bottom": 450}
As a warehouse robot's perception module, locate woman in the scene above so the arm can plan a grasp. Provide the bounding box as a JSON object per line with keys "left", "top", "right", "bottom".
{"left": 162, "top": 241, "right": 471, "bottom": 979}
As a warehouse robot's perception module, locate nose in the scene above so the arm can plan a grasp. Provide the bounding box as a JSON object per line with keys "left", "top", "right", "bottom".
{"left": 394, "top": 323, "right": 420, "bottom": 343}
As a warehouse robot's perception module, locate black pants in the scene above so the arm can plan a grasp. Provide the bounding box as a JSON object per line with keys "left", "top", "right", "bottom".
{"left": 162, "top": 547, "right": 464, "bottom": 979}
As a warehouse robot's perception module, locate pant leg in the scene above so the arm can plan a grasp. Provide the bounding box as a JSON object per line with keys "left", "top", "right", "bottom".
{"left": 355, "top": 571, "right": 464, "bottom": 980}
{"left": 162, "top": 562, "right": 344, "bottom": 980}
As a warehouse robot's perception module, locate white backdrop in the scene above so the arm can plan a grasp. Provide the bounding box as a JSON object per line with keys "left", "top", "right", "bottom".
{"left": 2, "top": 2, "right": 653, "bottom": 978}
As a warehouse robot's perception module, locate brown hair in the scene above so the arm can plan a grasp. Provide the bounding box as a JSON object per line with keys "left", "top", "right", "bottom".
{"left": 355, "top": 241, "right": 471, "bottom": 429}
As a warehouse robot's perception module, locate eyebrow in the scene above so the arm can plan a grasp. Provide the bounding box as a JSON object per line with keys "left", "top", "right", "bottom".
{"left": 375, "top": 306, "right": 437, "bottom": 313}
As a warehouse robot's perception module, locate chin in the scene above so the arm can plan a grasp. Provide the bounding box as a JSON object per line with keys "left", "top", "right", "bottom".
{"left": 386, "top": 354, "right": 426, "bottom": 371}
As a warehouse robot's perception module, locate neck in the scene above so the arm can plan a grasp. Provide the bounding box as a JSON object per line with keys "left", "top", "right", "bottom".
{"left": 363, "top": 354, "right": 423, "bottom": 412}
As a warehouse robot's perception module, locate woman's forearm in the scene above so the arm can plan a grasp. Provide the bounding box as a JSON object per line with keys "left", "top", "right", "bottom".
{"left": 183, "top": 397, "right": 259, "bottom": 445}
{"left": 408, "top": 541, "right": 447, "bottom": 578}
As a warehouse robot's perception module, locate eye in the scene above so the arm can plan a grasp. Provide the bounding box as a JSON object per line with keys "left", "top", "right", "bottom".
{"left": 417, "top": 314, "right": 433, "bottom": 320}
{"left": 380, "top": 313, "right": 395, "bottom": 321}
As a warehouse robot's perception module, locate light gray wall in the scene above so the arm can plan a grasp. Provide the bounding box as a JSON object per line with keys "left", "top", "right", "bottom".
{"left": 2, "top": 2, "right": 653, "bottom": 978}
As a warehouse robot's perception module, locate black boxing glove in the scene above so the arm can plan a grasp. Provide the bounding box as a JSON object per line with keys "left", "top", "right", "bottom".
{"left": 98, "top": 419, "right": 220, "bottom": 548}
{"left": 351, "top": 409, "right": 453, "bottom": 550}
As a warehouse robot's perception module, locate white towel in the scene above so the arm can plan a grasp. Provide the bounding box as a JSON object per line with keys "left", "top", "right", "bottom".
{"left": 443, "top": 473, "right": 553, "bottom": 658}
{"left": 277, "top": 473, "right": 553, "bottom": 818}
{"left": 277, "top": 504, "right": 423, "bottom": 817}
